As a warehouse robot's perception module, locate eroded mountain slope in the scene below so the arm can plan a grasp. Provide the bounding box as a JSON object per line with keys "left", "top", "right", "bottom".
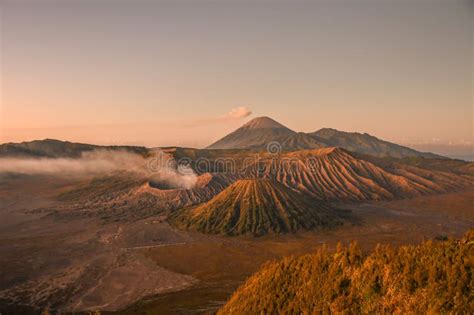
{"left": 169, "top": 179, "right": 342, "bottom": 236}
{"left": 242, "top": 148, "right": 473, "bottom": 201}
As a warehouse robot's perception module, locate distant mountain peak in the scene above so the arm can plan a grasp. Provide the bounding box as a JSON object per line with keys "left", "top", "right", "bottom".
{"left": 206, "top": 116, "right": 442, "bottom": 158}
{"left": 241, "top": 116, "right": 292, "bottom": 130}
{"left": 206, "top": 116, "right": 297, "bottom": 150}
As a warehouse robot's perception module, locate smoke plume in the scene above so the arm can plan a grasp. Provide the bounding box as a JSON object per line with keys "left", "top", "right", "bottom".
{"left": 0, "top": 149, "right": 198, "bottom": 189}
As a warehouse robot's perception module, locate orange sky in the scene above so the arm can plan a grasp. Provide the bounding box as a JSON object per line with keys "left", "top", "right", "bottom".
{"left": 0, "top": 1, "right": 472, "bottom": 155}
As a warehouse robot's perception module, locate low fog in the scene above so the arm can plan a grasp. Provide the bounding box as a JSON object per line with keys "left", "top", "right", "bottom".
{"left": 0, "top": 150, "right": 198, "bottom": 189}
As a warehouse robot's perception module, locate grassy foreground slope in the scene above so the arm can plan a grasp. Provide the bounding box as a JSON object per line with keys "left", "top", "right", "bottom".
{"left": 220, "top": 230, "right": 474, "bottom": 314}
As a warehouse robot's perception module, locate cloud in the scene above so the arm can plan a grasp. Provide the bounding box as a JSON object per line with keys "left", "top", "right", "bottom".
{"left": 224, "top": 106, "right": 252, "bottom": 119}
{"left": 182, "top": 106, "right": 253, "bottom": 128}
{"left": 146, "top": 151, "right": 198, "bottom": 189}
{"left": 0, "top": 150, "right": 144, "bottom": 176}
{"left": 0, "top": 149, "right": 199, "bottom": 189}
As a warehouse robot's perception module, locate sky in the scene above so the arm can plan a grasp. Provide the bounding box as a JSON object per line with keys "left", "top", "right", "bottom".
{"left": 0, "top": 0, "right": 472, "bottom": 156}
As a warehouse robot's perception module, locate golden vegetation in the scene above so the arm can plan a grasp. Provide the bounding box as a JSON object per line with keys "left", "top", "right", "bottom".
{"left": 220, "top": 230, "right": 474, "bottom": 314}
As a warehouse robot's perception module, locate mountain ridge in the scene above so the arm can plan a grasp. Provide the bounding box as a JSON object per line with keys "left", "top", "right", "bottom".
{"left": 241, "top": 147, "right": 472, "bottom": 201}
{"left": 207, "top": 116, "right": 442, "bottom": 158}
{"left": 0, "top": 117, "right": 446, "bottom": 160}
{"left": 309, "top": 128, "right": 440, "bottom": 159}
{"left": 0, "top": 138, "right": 149, "bottom": 158}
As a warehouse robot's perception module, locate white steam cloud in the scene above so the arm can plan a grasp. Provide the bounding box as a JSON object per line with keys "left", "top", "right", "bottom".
{"left": 0, "top": 150, "right": 198, "bottom": 189}
{"left": 183, "top": 106, "right": 252, "bottom": 128}
{"left": 147, "top": 151, "right": 198, "bottom": 190}
{"left": 224, "top": 106, "right": 252, "bottom": 119}
{"left": 0, "top": 150, "right": 143, "bottom": 175}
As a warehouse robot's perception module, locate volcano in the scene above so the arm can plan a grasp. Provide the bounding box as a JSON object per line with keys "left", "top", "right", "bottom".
{"left": 206, "top": 116, "right": 441, "bottom": 158}
{"left": 206, "top": 116, "right": 306, "bottom": 150}
{"left": 168, "top": 178, "right": 341, "bottom": 236}
{"left": 242, "top": 147, "right": 472, "bottom": 201}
